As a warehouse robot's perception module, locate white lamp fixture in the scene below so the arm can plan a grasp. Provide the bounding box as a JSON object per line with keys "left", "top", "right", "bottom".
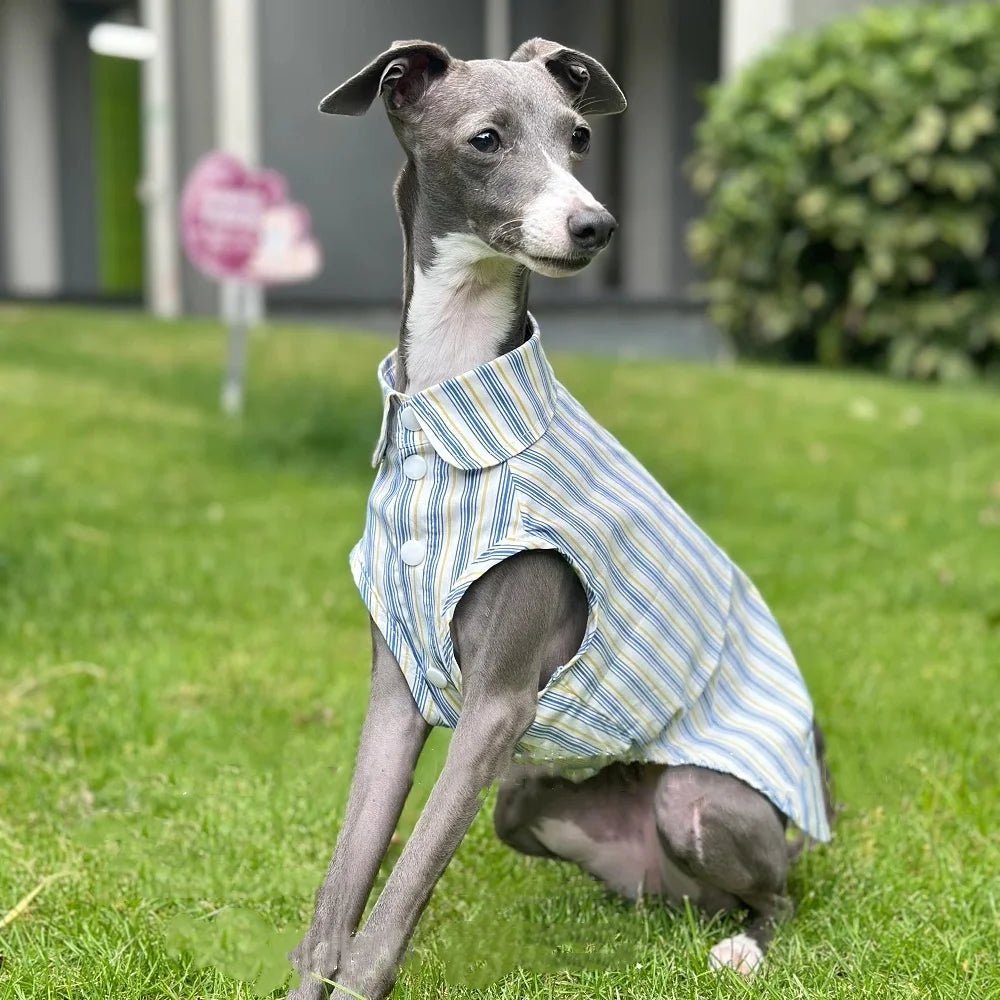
{"left": 88, "top": 22, "right": 158, "bottom": 61}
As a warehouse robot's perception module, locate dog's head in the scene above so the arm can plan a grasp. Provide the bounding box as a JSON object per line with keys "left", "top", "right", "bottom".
{"left": 319, "top": 39, "right": 626, "bottom": 277}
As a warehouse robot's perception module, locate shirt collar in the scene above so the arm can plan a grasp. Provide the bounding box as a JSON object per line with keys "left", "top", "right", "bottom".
{"left": 371, "top": 313, "right": 559, "bottom": 470}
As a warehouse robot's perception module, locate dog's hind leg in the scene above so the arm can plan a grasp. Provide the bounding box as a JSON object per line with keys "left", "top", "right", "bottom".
{"left": 653, "top": 764, "right": 794, "bottom": 976}
{"left": 495, "top": 762, "right": 712, "bottom": 906}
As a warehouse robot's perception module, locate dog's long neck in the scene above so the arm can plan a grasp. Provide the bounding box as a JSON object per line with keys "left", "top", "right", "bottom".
{"left": 395, "top": 163, "right": 530, "bottom": 394}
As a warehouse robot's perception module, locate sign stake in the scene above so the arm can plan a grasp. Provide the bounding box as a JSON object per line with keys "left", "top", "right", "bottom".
{"left": 180, "top": 151, "right": 322, "bottom": 415}
{"left": 221, "top": 280, "right": 250, "bottom": 415}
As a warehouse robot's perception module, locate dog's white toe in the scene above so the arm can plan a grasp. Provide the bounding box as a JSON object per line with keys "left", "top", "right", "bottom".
{"left": 708, "top": 933, "right": 764, "bottom": 977}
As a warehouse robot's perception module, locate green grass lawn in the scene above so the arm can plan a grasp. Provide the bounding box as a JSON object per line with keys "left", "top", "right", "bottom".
{"left": 1, "top": 304, "right": 998, "bottom": 999}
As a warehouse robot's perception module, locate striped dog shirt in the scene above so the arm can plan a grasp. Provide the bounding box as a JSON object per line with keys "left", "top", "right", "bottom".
{"left": 350, "top": 317, "right": 831, "bottom": 842}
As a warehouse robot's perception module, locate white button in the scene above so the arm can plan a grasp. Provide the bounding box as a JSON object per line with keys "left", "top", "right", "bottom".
{"left": 425, "top": 666, "right": 449, "bottom": 689}
{"left": 399, "top": 539, "right": 425, "bottom": 566}
{"left": 402, "top": 455, "right": 427, "bottom": 480}
{"left": 399, "top": 407, "right": 421, "bottom": 431}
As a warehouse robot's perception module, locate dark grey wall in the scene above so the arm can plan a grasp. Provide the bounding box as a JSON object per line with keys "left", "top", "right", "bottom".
{"left": 259, "top": 0, "right": 485, "bottom": 306}
{"left": 618, "top": 0, "right": 719, "bottom": 299}
{"left": 669, "top": 0, "right": 720, "bottom": 297}
{"left": 0, "top": 31, "right": 6, "bottom": 294}
{"left": 511, "top": 0, "right": 621, "bottom": 301}
{"left": 55, "top": 11, "right": 100, "bottom": 296}
{"left": 249, "top": 0, "right": 716, "bottom": 309}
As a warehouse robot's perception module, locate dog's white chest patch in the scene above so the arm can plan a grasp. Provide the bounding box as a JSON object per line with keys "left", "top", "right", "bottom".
{"left": 404, "top": 233, "right": 518, "bottom": 393}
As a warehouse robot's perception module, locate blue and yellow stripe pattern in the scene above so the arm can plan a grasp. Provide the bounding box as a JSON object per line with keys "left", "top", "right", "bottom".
{"left": 351, "top": 317, "right": 831, "bottom": 842}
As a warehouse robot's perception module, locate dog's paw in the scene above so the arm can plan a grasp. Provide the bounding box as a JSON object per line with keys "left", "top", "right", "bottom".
{"left": 287, "top": 937, "right": 340, "bottom": 1000}
{"left": 708, "top": 933, "right": 764, "bottom": 977}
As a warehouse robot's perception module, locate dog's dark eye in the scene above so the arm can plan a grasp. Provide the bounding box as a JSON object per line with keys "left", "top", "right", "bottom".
{"left": 469, "top": 129, "right": 501, "bottom": 153}
{"left": 571, "top": 126, "right": 591, "bottom": 155}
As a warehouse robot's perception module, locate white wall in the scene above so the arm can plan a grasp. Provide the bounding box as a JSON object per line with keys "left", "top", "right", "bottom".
{"left": 213, "top": 0, "right": 260, "bottom": 165}
{"left": 213, "top": 0, "right": 263, "bottom": 323}
{"left": 0, "top": 0, "right": 62, "bottom": 295}
{"left": 721, "top": 0, "right": 793, "bottom": 78}
{"left": 723, "top": 0, "right": 927, "bottom": 77}
{"left": 141, "top": 0, "right": 183, "bottom": 317}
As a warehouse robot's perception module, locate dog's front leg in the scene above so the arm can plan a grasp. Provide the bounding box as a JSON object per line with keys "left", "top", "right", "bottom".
{"left": 329, "top": 680, "right": 537, "bottom": 1000}
{"left": 288, "top": 620, "right": 430, "bottom": 1000}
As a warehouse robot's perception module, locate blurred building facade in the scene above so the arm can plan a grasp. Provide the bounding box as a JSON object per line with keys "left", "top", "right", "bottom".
{"left": 0, "top": 0, "right": 955, "bottom": 318}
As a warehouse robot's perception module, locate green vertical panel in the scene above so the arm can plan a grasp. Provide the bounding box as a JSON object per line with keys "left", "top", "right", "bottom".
{"left": 93, "top": 54, "right": 144, "bottom": 295}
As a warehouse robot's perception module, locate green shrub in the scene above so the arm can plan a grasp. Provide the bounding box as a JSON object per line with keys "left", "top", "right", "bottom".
{"left": 689, "top": 3, "right": 1000, "bottom": 381}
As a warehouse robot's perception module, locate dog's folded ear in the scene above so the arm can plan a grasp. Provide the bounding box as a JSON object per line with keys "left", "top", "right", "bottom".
{"left": 510, "top": 38, "right": 626, "bottom": 116}
{"left": 319, "top": 40, "right": 452, "bottom": 116}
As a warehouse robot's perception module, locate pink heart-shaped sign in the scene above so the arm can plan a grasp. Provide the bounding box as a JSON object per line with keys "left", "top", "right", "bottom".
{"left": 180, "top": 151, "right": 322, "bottom": 286}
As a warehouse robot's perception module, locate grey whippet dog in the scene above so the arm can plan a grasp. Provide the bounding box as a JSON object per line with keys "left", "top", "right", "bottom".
{"left": 288, "top": 38, "right": 834, "bottom": 1000}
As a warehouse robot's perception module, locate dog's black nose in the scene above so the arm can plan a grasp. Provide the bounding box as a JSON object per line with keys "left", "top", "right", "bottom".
{"left": 568, "top": 208, "right": 617, "bottom": 253}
